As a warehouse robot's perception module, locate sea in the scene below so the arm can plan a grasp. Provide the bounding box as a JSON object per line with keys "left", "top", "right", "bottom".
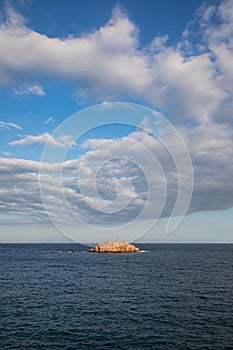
{"left": 0, "top": 243, "right": 232, "bottom": 350}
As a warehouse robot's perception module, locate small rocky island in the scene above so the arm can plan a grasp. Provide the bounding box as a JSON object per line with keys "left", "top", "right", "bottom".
{"left": 88, "top": 240, "right": 141, "bottom": 253}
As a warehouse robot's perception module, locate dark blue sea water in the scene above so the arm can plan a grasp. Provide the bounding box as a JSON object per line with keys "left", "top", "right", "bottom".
{"left": 0, "top": 243, "right": 232, "bottom": 350}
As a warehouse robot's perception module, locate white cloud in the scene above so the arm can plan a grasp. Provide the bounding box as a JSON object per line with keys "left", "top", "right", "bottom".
{"left": 147, "top": 50, "right": 224, "bottom": 123}
{"left": 0, "top": 124, "right": 233, "bottom": 227}
{"left": 0, "top": 120, "right": 22, "bottom": 130}
{"left": 13, "top": 84, "right": 45, "bottom": 97}
{"left": 149, "top": 35, "right": 168, "bottom": 53}
{"left": 179, "top": 0, "right": 233, "bottom": 123}
{"left": 1, "top": 115, "right": 233, "bottom": 226}
{"left": 9, "top": 132, "right": 76, "bottom": 147}
{"left": 0, "top": 2, "right": 233, "bottom": 225}
{"left": 2, "top": 152, "right": 12, "bottom": 157}
{"left": 44, "top": 116, "right": 55, "bottom": 124}
{"left": 79, "top": 124, "right": 233, "bottom": 216}
{"left": 0, "top": 2, "right": 232, "bottom": 124}
{"left": 0, "top": 6, "right": 149, "bottom": 98}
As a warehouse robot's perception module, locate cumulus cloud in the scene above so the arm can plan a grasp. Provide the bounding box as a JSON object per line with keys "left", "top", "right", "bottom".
{"left": 1, "top": 119, "right": 233, "bottom": 225}
{"left": 180, "top": 0, "right": 233, "bottom": 123}
{"left": 0, "top": 120, "right": 22, "bottom": 130}
{"left": 0, "top": 6, "right": 148, "bottom": 98}
{"left": 79, "top": 123, "right": 233, "bottom": 215}
{"left": 0, "top": 2, "right": 232, "bottom": 124}
{"left": 149, "top": 35, "right": 169, "bottom": 53}
{"left": 9, "top": 132, "right": 76, "bottom": 147}
{"left": 0, "top": 1, "right": 233, "bottom": 226}
{"left": 13, "top": 84, "right": 45, "bottom": 97}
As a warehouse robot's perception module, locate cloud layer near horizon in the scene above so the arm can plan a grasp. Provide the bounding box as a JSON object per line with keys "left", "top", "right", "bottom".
{"left": 0, "top": 120, "right": 233, "bottom": 225}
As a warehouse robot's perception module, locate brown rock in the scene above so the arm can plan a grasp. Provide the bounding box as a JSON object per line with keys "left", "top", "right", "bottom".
{"left": 88, "top": 240, "right": 141, "bottom": 253}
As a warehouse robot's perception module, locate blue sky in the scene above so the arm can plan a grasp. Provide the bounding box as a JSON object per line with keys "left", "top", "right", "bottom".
{"left": 0, "top": 0, "right": 233, "bottom": 243}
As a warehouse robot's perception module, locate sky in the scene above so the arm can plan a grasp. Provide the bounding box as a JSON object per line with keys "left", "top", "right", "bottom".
{"left": 0, "top": 0, "right": 233, "bottom": 243}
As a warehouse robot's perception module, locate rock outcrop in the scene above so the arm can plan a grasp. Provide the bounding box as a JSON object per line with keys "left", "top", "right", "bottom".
{"left": 88, "top": 240, "right": 141, "bottom": 253}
